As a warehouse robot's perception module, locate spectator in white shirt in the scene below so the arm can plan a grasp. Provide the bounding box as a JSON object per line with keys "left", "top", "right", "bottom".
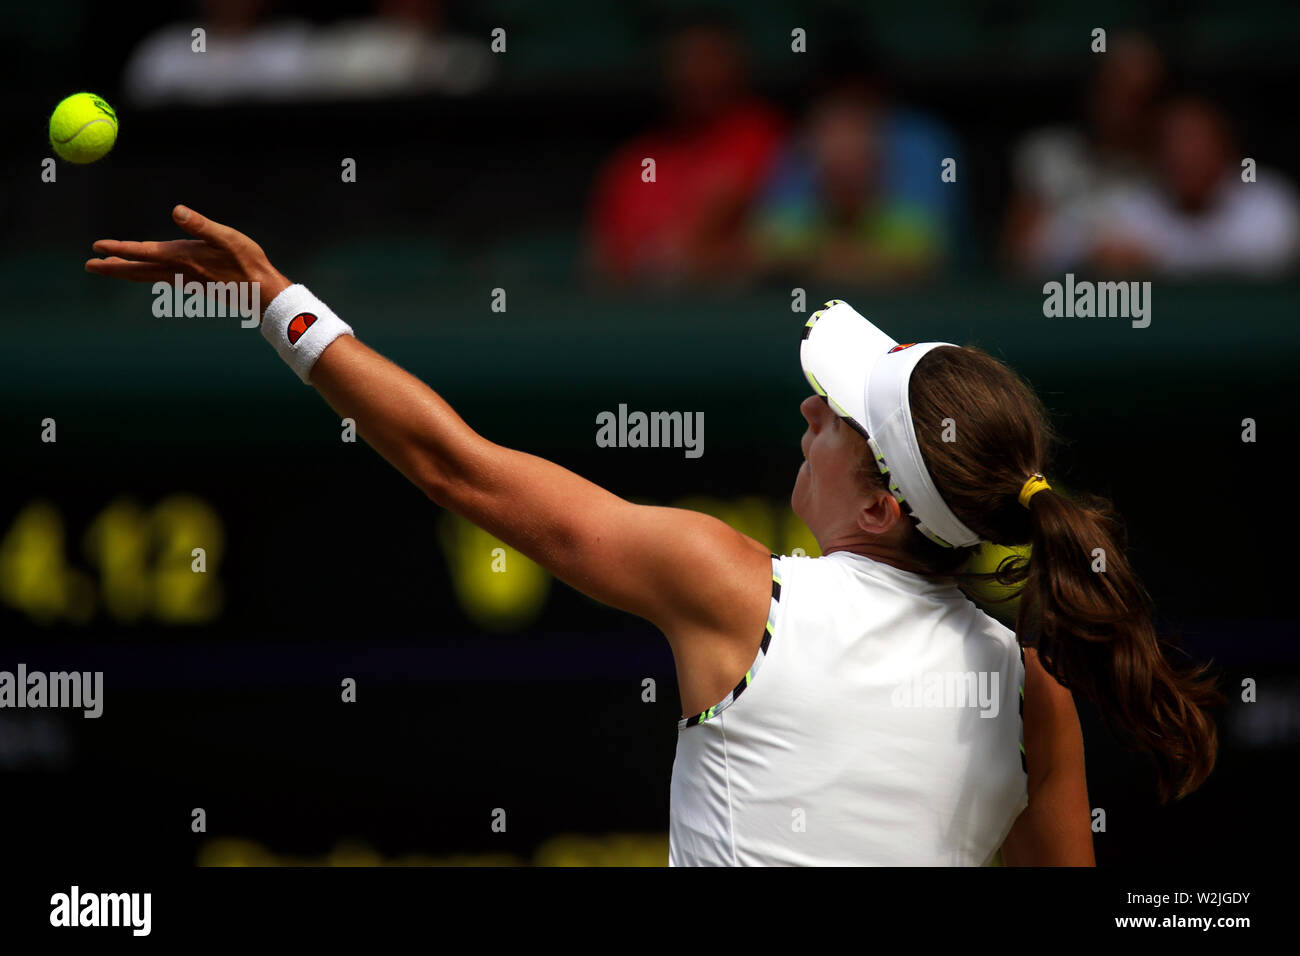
{"left": 1084, "top": 97, "right": 1300, "bottom": 277}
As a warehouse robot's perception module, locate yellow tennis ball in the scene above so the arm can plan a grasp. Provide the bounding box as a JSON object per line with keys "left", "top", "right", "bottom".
{"left": 962, "top": 542, "right": 1030, "bottom": 617}
{"left": 49, "top": 92, "right": 118, "bottom": 164}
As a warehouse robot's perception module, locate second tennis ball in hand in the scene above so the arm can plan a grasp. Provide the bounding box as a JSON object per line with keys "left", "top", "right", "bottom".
{"left": 49, "top": 92, "right": 118, "bottom": 164}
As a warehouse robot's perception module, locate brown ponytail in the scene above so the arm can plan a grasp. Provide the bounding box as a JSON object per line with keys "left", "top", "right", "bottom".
{"left": 1018, "top": 487, "right": 1220, "bottom": 800}
{"left": 858, "top": 344, "right": 1220, "bottom": 801}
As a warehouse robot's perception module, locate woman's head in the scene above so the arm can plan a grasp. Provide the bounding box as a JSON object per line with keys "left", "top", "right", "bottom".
{"left": 792, "top": 392, "right": 920, "bottom": 565}
{"left": 796, "top": 339, "right": 1220, "bottom": 801}
{"left": 793, "top": 345, "right": 1047, "bottom": 565}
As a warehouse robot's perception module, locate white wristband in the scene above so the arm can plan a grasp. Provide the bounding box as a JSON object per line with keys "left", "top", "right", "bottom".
{"left": 260, "top": 284, "right": 354, "bottom": 383}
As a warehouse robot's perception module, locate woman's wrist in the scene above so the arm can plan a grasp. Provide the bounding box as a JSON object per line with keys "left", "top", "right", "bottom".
{"left": 258, "top": 271, "right": 293, "bottom": 311}
{"left": 259, "top": 283, "right": 354, "bottom": 384}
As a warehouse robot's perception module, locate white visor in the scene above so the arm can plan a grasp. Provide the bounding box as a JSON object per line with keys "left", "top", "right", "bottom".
{"left": 799, "top": 300, "right": 981, "bottom": 549}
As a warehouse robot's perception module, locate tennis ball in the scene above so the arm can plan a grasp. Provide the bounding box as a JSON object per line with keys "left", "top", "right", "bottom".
{"left": 49, "top": 92, "right": 118, "bottom": 164}
{"left": 962, "top": 542, "right": 1030, "bottom": 618}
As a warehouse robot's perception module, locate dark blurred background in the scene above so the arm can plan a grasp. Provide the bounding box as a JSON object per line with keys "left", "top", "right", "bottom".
{"left": 1, "top": 0, "right": 1297, "bottom": 866}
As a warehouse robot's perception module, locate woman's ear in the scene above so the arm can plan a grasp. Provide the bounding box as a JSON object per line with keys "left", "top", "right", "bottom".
{"left": 856, "top": 488, "right": 904, "bottom": 536}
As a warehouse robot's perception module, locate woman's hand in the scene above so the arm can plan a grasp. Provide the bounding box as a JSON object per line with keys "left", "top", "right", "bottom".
{"left": 85, "top": 205, "right": 292, "bottom": 308}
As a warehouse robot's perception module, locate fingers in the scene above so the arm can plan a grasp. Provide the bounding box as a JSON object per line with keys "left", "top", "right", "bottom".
{"left": 84, "top": 256, "right": 182, "bottom": 283}
{"left": 91, "top": 237, "right": 206, "bottom": 261}
{"left": 172, "top": 205, "right": 241, "bottom": 248}
{"left": 91, "top": 239, "right": 165, "bottom": 260}
{"left": 84, "top": 207, "right": 260, "bottom": 286}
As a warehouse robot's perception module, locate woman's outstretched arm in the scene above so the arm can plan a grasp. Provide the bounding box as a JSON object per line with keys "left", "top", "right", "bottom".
{"left": 305, "top": 333, "right": 771, "bottom": 637}
{"left": 86, "top": 206, "right": 774, "bottom": 714}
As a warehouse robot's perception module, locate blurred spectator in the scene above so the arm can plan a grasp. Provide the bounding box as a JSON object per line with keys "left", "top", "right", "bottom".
{"left": 746, "top": 75, "right": 958, "bottom": 285}
{"left": 124, "top": 0, "right": 491, "bottom": 107}
{"left": 1005, "top": 33, "right": 1165, "bottom": 273}
{"left": 124, "top": 0, "right": 312, "bottom": 105}
{"left": 583, "top": 15, "right": 785, "bottom": 286}
{"left": 1084, "top": 98, "right": 1300, "bottom": 277}
{"left": 312, "top": 0, "right": 492, "bottom": 99}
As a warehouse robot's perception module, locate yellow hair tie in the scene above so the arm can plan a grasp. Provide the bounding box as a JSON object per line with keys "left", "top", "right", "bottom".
{"left": 1018, "top": 474, "right": 1051, "bottom": 508}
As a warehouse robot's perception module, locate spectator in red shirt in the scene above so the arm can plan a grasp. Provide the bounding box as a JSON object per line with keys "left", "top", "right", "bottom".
{"left": 584, "top": 15, "right": 786, "bottom": 287}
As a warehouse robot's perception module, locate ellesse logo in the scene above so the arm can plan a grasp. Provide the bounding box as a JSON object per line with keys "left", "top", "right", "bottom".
{"left": 888, "top": 343, "right": 917, "bottom": 353}
{"left": 287, "top": 312, "right": 318, "bottom": 345}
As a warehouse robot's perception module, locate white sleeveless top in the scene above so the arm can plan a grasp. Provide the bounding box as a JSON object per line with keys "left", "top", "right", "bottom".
{"left": 668, "top": 551, "right": 1028, "bottom": 866}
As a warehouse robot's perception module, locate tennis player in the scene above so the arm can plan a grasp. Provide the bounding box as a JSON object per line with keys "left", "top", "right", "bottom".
{"left": 86, "top": 206, "right": 1218, "bottom": 866}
